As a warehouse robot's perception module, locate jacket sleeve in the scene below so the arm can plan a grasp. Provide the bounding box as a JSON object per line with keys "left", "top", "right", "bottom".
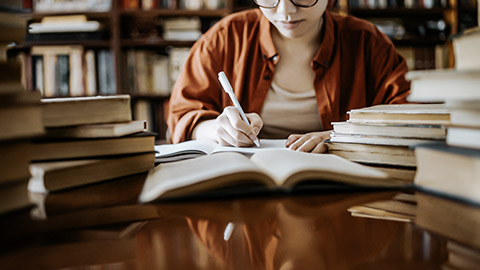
{"left": 366, "top": 30, "right": 411, "bottom": 105}
{"left": 167, "top": 27, "right": 226, "bottom": 143}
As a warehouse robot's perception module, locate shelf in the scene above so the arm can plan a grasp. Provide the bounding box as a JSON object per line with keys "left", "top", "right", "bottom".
{"left": 349, "top": 7, "right": 450, "bottom": 17}
{"left": 391, "top": 37, "right": 447, "bottom": 46}
{"left": 121, "top": 38, "right": 195, "bottom": 47}
{"left": 17, "top": 39, "right": 111, "bottom": 48}
{"left": 31, "top": 11, "right": 112, "bottom": 19}
{"left": 120, "top": 8, "right": 231, "bottom": 17}
{"left": 131, "top": 94, "right": 171, "bottom": 101}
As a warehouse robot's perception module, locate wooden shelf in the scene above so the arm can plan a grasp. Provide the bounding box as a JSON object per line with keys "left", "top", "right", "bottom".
{"left": 120, "top": 8, "right": 231, "bottom": 17}
{"left": 31, "top": 11, "right": 112, "bottom": 19}
{"left": 18, "top": 39, "right": 111, "bottom": 48}
{"left": 349, "top": 7, "right": 450, "bottom": 17}
{"left": 121, "top": 38, "right": 195, "bottom": 48}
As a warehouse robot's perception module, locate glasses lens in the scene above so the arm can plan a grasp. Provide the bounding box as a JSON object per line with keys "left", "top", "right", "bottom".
{"left": 253, "top": 0, "right": 278, "bottom": 8}
{"left": 291, "top": 0, "right": 318, "bottom": 7}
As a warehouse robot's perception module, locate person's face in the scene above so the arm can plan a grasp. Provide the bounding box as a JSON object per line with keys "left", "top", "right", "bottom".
{"left": 258, "top": 0, "right": 328, "bottom": 39}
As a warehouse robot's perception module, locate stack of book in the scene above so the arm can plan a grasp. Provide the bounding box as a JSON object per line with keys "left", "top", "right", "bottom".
{"left": 0, "top": 62, "right": 45, "bottom": 215}
{"left": 162, "top": 17, "right": 202, "bottom": 41}
{"left": 28, "top": 95, "right": 156, "bottom": 194}
{"left": 327, "top": 103, "right": 449, "bottom": 182}
{"left": 407, "top": 27, "right": 480, "bottom": 206}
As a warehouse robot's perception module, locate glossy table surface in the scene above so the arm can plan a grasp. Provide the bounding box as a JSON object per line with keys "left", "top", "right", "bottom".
{"left": 0, "top": 186, "right": 458, "bottom": 270}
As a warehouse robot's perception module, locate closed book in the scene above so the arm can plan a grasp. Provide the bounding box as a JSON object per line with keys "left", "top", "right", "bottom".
{"left": 0, "top": 91, "right": 44, "bottom": 141}
{"left": 0, "top": 181, "right": 31, "bottom": 215}
{"left": 329, "top": 132, "right": 440, "bottom": 146}
{"left": 406, "top": 69, "right": 480, "bottom": 102}
{"left": 414, "top": 143, "right": 480, "bottom": 205}
{"left": 44, "top": 120, "right": 147, "bottom": 139}
{"left": 31, "top": 131, "right": 154, "bottom": 161}
{"left": 28, "top": 152, "right": 155, "bottom": 193}
{"left": 41, "top": 95, "right": 131, "bottom": 128}
{"left": 332, "top": 122, "right": 446, "bottom": 139}
{"left": 452, "top": 27, "right": 480, "bottom": 71}
{"left": 447, "top": 125, "right": 480, "bottom": 150}
{"left": 347, "top": 104, "right": 450, "bottom": 125}
{"left": 415, "top": 192, "right": 480, "bottom": 249}
{"left": 327, "top": 142, "right": 416, "bottom": 167}
{"left": 29, "top": 173, "right": 146, "bottom": 219}
{"left": 0, "top": 142, "right": 31, "bottom": 184}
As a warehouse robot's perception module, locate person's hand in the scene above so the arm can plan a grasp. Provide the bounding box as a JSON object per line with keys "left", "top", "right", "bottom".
{"left": 285, "top": 130, "right": 332, "bottom": 153}
{"left": 216, "top": 106, "right": 263, "bottom": 147}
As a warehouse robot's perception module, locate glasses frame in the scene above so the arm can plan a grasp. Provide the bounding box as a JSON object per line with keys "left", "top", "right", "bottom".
{"left": 253, "top": 0, "right": 319, "bottom": 8}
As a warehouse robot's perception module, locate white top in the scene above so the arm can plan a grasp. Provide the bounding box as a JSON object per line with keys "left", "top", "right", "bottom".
{"left": 260, "top": 81, "right": 322, "bottom": 139}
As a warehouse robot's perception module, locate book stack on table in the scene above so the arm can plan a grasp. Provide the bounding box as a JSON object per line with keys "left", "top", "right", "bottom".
{"left": 0, "top": 62, "right": 45, "bottom": 216}
{"left": 406, "top": 27, "right": 480, "bottom": 207}
{"left": 327, "top": 103, "right": 450, "bottom": 182}
{"left": 28, "top": 95, "right": 156, "bottom": 195}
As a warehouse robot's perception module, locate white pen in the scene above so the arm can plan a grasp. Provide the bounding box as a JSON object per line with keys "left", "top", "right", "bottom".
{"left": 218, "top": 71, "right": 260, "bottom": 147}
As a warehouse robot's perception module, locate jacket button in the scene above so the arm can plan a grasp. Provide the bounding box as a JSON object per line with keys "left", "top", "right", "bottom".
{"left": 264, "top": 75, "right": 271, "bottom": 80}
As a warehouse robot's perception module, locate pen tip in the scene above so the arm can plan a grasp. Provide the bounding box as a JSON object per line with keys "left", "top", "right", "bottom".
{"left": 254, "top": 139, "right": 260, "bottom": 147}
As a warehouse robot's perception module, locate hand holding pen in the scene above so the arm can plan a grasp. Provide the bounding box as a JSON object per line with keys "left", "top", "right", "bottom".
{"left": 216, "top": 71, "right": 262, "bottom": 147}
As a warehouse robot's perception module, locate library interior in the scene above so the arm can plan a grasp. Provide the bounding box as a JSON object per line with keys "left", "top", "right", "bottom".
{"left": 1, "top": 0, "right": 480, "bottom": 268}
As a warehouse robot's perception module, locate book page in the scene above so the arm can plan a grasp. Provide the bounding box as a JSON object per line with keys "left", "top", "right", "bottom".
{"left": 212, "top": 139, "right": 287, "bottom": 154}
{"left": 155, "top": 139, "right": 287, "bottom": 162}
{"left": 140, "top": 152, "right": 275, "bottom": 202}
{"left": 250, "top": 150, "right": 399, "bottom": 188}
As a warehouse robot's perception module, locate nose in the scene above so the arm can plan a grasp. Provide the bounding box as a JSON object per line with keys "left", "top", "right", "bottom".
{"left": 276, "top": 0, "right": 297, "bottom": 16}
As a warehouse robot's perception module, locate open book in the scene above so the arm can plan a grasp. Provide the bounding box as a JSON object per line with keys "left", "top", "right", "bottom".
{"left": 155, "top": 139, "right": 287, "bottom": 163}
{"left": 140, "top": 149, "right": 406, "bottom": 202}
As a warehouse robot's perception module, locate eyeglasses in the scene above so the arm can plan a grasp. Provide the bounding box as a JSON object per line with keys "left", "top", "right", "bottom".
{"left": 253, "top": 0, "right": 319, "bottom": 8}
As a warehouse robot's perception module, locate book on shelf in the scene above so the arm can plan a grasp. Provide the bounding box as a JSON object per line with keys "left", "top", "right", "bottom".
{"left": 97, "top": 50, "right": 116, "bottom": 95}
{"left": 452, "top": 27, "right": 480, "bottom": 71}
{"left": 31, "top": 45, "right": 85, "bottom": 97}
{"left": 28, "top": 152, "right": 155, "bottom": 193}
{"left": 31, "top": 131, "right": 155, "bottom": 161}
{"left": 33, "top": 0, "right": 112, "bottom": 12}
{"left": 346, "top": 103, "right": 450, "bottom": 125}
{"left": 28, "top": 15, "right": 102, "bottom": 33}
{"left": 414, "top": 143, "right": 480, "bottom": 205}
{"left": 415, "top": 192, "right": 480, "bottom": 250}
{"left": 41, "top": 95, "right": 131, "bottom": 128}
{"left": 447, "top": 125, "right": 480, "bottom": 150}
{"left": 44, "top": 120, "right": 147, "bottom": 139}
{"left": 406, "top": 69, "right": 480, "bottom": 102}
{"left": 154, "top": 139, "right": 287, "bottom": 163}
{"left": 139, "top": 149, "right": 406, "bottom": 202}
{"left": 162, "top": 17, "right": 202, "bottom": 41}
{"left": 326, "top": 141, "right": 416, "bottom": 167}
{"left": 331, "top": 121, "right": 446, "bottom": 139}
{"left": 28, "top": 173, "right": 146, "bottom": 219}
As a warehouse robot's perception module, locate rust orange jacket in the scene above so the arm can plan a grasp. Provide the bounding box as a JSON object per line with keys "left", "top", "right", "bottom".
{"left": 167, "top": 9, "right": 410, "bottom": 143}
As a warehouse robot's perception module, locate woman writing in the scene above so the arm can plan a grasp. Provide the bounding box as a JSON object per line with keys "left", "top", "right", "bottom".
{"left": 168, "top": 0, "right": 410, "bottom": 152}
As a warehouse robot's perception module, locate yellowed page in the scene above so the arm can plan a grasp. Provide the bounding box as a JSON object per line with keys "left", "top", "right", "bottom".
{"left": 140, "top": 152, "right": 274, "bottom": 202}
{"left": 250, "top": 149, "right": 400, "bottom": 188}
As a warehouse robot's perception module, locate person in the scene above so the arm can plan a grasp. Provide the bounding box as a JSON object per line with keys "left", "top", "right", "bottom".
{"left": 167, "top": 0, "right": 410, "bottom": 153}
